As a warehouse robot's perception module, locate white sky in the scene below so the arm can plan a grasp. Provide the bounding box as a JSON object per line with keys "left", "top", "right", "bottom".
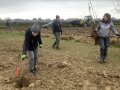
{"left": 0, "top": 0, "right": 119, "bottom": 19}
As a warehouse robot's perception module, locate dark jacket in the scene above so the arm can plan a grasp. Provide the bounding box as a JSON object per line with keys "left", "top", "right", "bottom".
{"left": 52, "top": 20, "right": 62, "bottom": 34}
{"left": 22, "top": 28, "right": 42, "bottom": 54}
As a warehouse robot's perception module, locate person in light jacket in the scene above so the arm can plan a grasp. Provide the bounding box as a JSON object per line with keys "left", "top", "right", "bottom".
{"left": 96, "top": 13, "right": 120, "bottom": 63}
{"left": 21, "top": 23, "right": 42, "bottom": 74}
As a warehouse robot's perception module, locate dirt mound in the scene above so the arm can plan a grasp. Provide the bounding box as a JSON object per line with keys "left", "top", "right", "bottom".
{"left": 48, "top": 61, "right": 69, "bottom": 68}
{"left": 15, "top": 76, "right": 30, "bottom": 88}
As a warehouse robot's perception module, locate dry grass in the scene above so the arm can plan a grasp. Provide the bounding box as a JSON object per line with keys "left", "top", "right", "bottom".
{"left": 0, "top": 29, "right": 120, "bottom": 90}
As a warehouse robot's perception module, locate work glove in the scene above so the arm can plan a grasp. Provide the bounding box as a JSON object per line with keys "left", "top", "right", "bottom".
{"left": 21, "top": 53, "right": 26, "bottom": 61}
{"left": 39, "top": 44, "right": 42, "bottom": 48}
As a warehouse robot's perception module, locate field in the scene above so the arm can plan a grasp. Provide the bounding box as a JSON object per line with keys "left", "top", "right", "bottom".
{"left": 0, "top": 27, "right": 120, "bottom": 90}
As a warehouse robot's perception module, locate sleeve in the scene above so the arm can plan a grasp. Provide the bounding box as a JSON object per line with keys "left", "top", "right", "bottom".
{"left": 52, "top": 21, "right": 56, "bottom": 34}
{"left": 38, "top": 31, "right": 42, "bottom": 45}
{"left": 22, "top": 30, "right": 29, "bottom": 55}
{"left": 60, "top": 22, "right": 62, "bottom": 33}
{"left": 96, "top": 22, "right": 101, "bottom": 32}
{"left": 110, "top": 22, "right": 118, "bottom": 35}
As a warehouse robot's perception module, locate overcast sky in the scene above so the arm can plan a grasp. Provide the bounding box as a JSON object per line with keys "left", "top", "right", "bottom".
{"left": 0, "top": 0, "right": 119, "bottom": 19}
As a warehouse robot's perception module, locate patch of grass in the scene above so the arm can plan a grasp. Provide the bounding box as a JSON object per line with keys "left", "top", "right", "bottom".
{"left": 61, "top": 36, "right": 74, "bottom": 41}
{"left": 1, "top": 30, "right": 120, "bottom": 89}
{"left": 74, "top": 39, "right": 81, "bottom": 42}
{"left": 42, "top": 34, "right": 51, "bottom": 38}
{"left": 0, "top": 29, "right": 24, "bottom": 39}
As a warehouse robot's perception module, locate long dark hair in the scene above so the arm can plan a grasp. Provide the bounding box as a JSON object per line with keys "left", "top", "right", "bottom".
{"left": 102, "top": 13, "right": 111, "bottom": 24}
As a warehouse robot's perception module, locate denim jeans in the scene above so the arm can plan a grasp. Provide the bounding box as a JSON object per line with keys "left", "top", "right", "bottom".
{"left": 98, "top": 37, "right": 110, "bottom": 60}
{"left": 28, "top": 48, "right": 38, "bottom": 70}
{"left": 53, "top": 32, "right": 61, "bottom": 48}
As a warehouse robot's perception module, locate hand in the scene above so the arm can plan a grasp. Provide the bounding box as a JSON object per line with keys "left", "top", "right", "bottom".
{"left": 21, "top": 54, "right": 26, "bottom": 61}
{"left": 93, "top": 29, "right": 97, "bottom": 32}
{"left": 39, "top": 44, "right": 42, "bottom": 48}
{"left": 116, "top": 33, "right": 120, "bottom": 36}
{"left": 94, "top": 29, "right": 98, "bottom": 32}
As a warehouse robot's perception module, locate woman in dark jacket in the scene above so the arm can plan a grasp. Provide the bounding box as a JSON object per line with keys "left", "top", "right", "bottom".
{"left": 21, "top": 23, "right": 42, "bottom": 74}
{"left": 96, "top": 13, "right": 120, "bottom": 63}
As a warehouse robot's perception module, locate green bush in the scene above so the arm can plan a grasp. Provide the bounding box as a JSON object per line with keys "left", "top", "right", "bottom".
{"left": 0, "top": 25, "right": 7, "bottom": 29}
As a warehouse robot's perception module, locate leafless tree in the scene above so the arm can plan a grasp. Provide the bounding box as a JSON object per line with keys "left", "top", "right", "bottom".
{"left": 112, "top": 0, "right": 120, "bottom": 13}
{"left": 4, "top": 18, "right": 12, "bottom": 30}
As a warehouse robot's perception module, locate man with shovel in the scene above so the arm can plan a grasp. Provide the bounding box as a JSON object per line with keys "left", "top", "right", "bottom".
{"left": 21, "top": 23, "right": 42, "bottom": 74}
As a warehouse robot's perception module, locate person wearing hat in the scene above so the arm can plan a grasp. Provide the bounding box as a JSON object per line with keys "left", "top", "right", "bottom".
{"left": 52, "top": 15, "right": 62, "bottom": 50}
{"left": 21, "top": 23, "right": 42, "bottom": 74}
{"left": 96, "top": 13, "right": 120, "bottom": 63}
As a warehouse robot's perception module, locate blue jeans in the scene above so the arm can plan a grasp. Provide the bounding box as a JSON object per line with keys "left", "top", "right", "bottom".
{"left": 53, "top": 32, "right": 61, "bottom": 48}
{"left": 98, "top": 37, "right": 110, "bottom": 60}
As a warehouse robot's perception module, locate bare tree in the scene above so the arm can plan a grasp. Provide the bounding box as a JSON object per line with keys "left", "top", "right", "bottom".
{"left": 5, "top": 18, "right": 12, "bottom": 30}
{"left": 112, "top": 0, "right": 120, "bottom": 13}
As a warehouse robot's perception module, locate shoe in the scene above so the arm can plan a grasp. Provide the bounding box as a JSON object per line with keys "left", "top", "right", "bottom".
{"left": 98, "top": 60, "right": 106, "bottom": 64}
{"left": 56, "top": 47, "right": 60, "bottom": 50}
{"left": 104, "top": 57, "right": 107, "bottom": 61}
{"left": 98, "top": 60, "right": 103, "bottom": 64}
{"left": 33, "top": 67, "right": 37, "bottom": 71}
{"left": 30, "top": 70, "right": 35, "bottom": 74}
{"left": 98, "top": 57, "right": 106, "bottom": 64}
{"left": 52, "top": 45, "right": 56, "bottom": 49}
{"left": 102, "top": 59, "right": 106, "bottom": 63}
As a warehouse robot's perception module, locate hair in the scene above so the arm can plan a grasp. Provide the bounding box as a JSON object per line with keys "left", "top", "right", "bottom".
{"left": 56, "top": 15, "right": 60, "bottom": 19}
{"left": 102, "top": 13, "right": 111, "bottom": 24}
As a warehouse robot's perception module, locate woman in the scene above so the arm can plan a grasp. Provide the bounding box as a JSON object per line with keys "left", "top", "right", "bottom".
{"left": 96, "top": 13, "right": 120, "bottom": 63}
{"left": 21, "top": 23, "right": 42, "bottom": 74}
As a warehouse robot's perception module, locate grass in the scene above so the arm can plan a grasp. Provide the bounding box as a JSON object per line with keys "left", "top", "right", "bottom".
{"left": 0, "top": 29, "right": 120, "bottom": 89}
{"left": 0, "top": 29, "right": 120, "bottom": 66}
{"left": 0, "top": 29, "right": 24, "bottom": 39}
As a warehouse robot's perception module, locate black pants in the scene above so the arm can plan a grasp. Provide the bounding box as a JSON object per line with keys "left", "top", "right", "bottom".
{"left": 98, "top": 37, "right": 110, "bottom": 60}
